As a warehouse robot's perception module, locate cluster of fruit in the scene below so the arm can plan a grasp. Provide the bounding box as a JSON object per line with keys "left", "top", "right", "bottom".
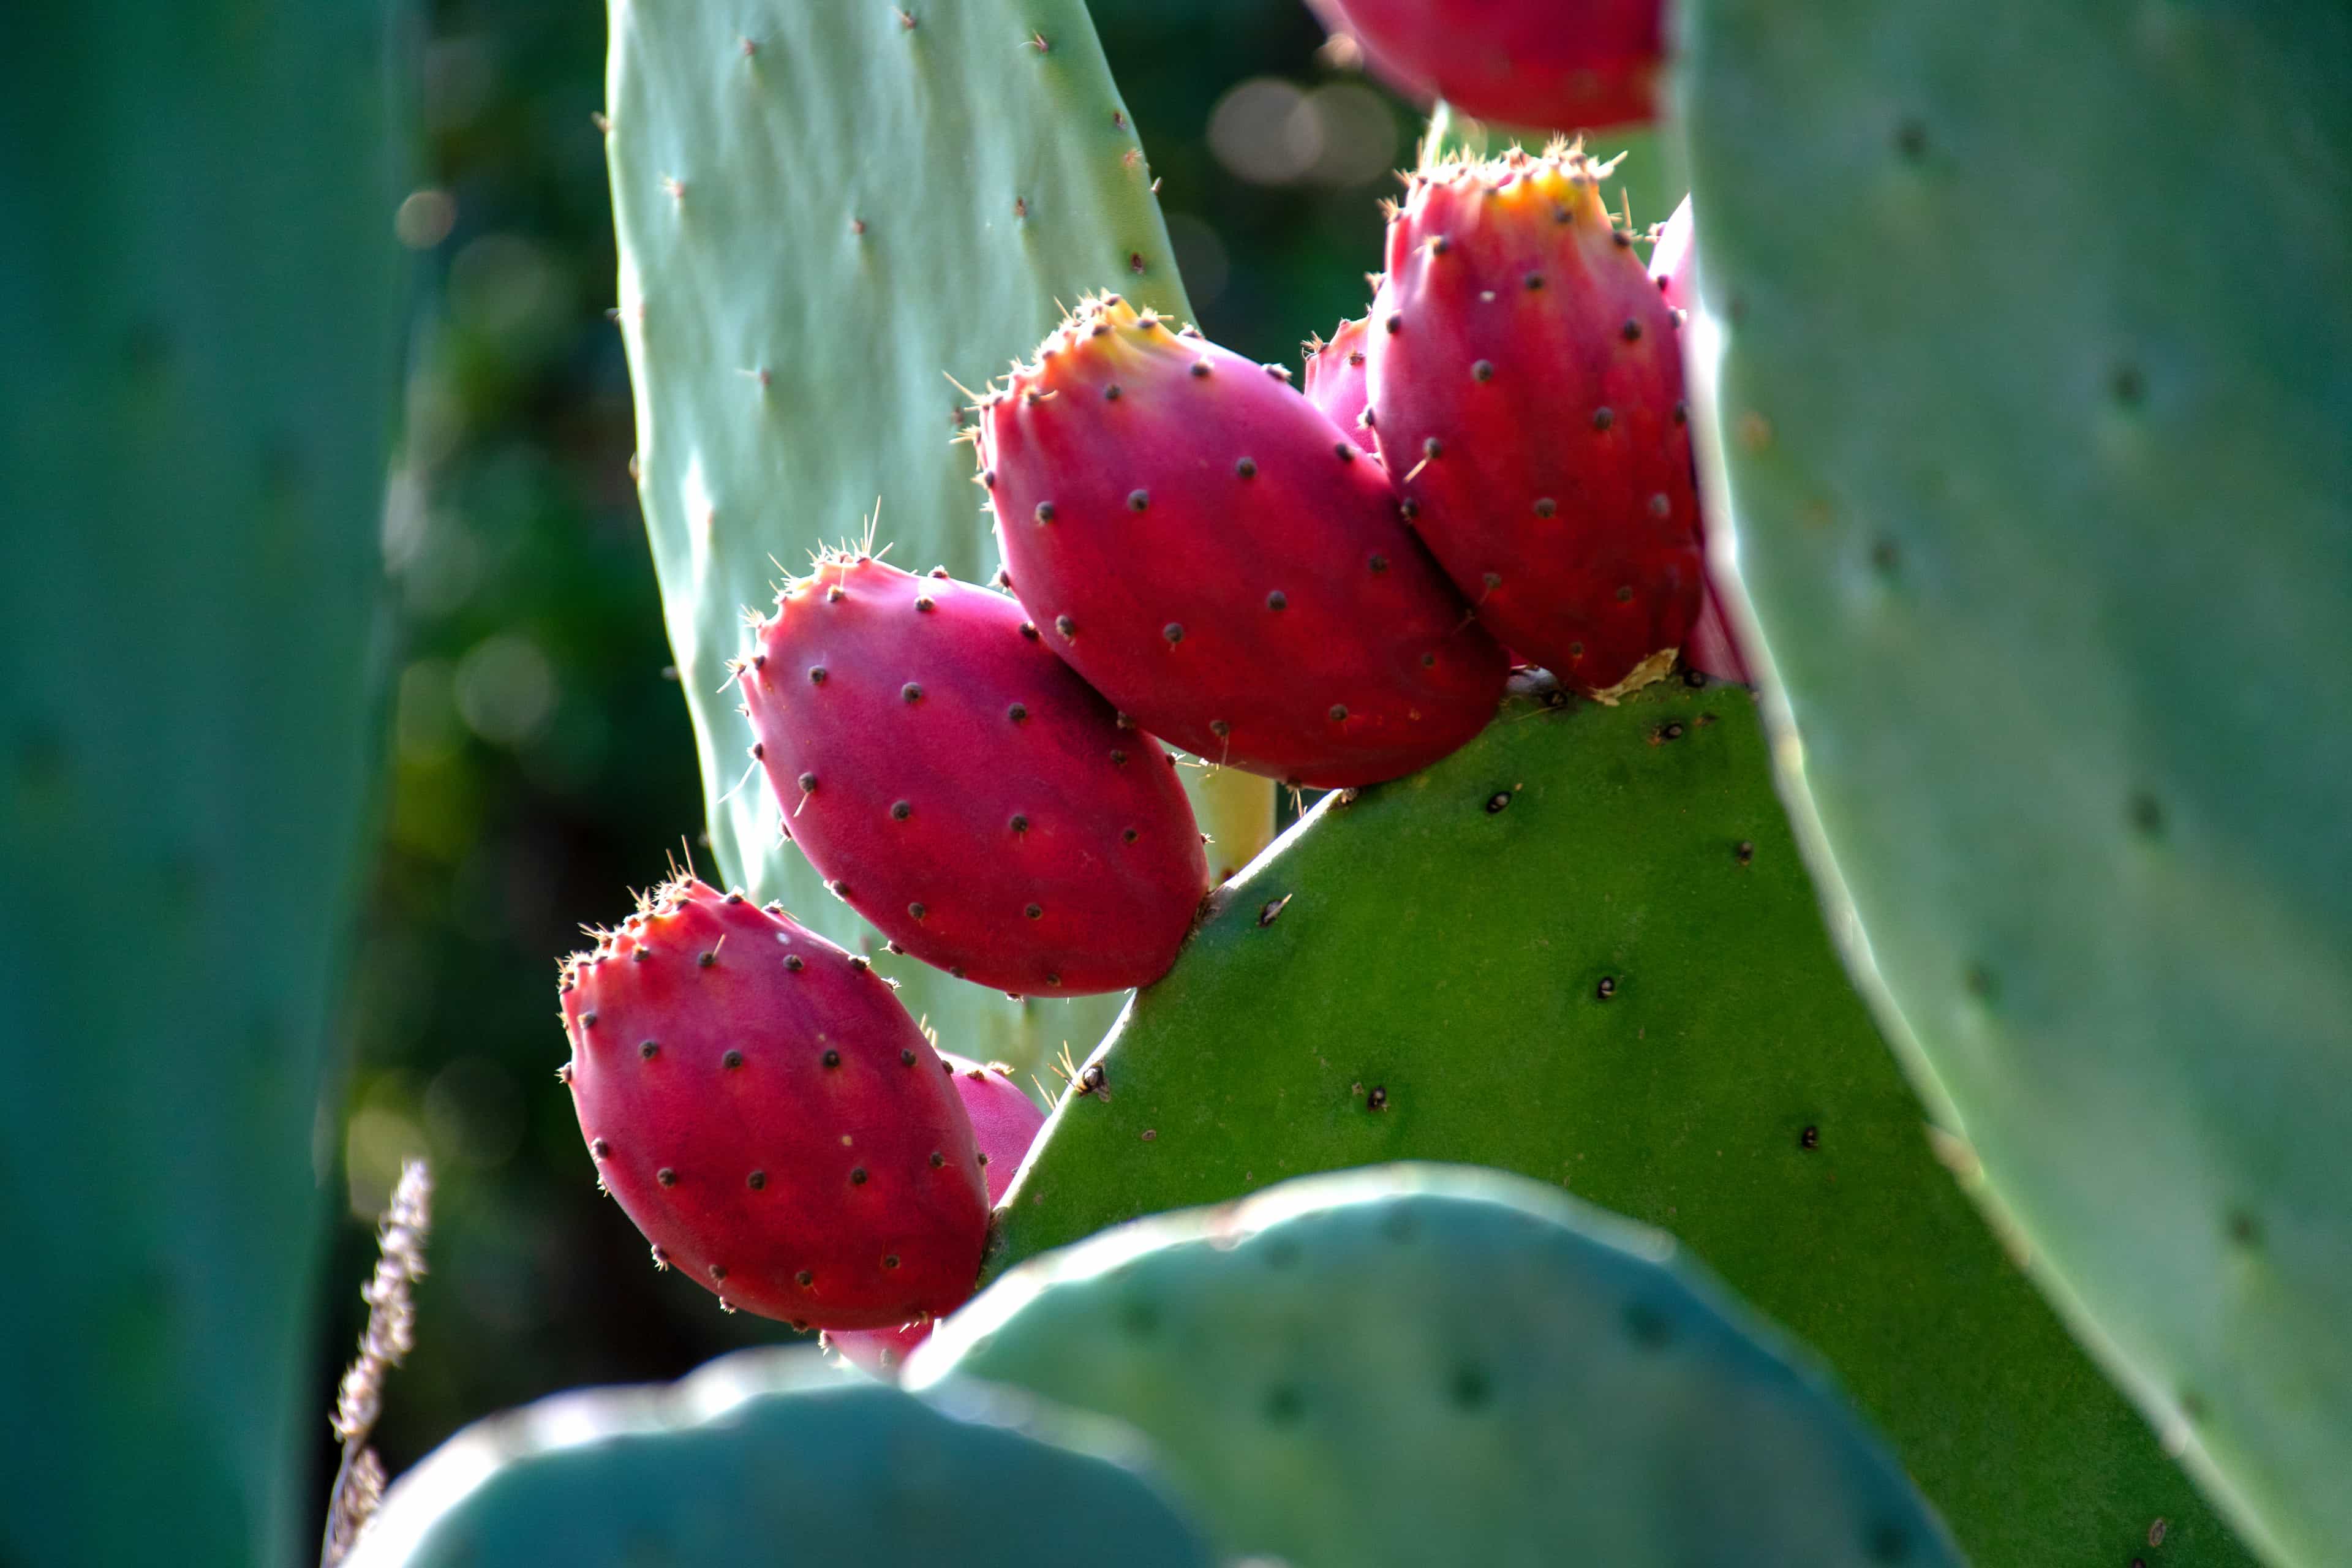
{"left": 555, "top": 137, "right": 1733, "bottom": 1368}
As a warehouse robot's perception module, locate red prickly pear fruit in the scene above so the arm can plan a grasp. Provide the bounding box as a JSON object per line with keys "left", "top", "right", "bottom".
{"left": 976, "top": 293, "right": 1509, "bottom": 789}
{"left": 827, "top": 1052, "right": 1046, "bottom": 1379}
{"left": 1368, "top": 142, "right": 1703, "bottom": 699}
{"left": 1306, "top": 0, "right": 1662, "bottom": 134}
{"left": 1646, "top": 195, "right": 1752, "bottom": 687}
{"left": 557, "top": 877, "right": 988, "bottom": 1331}
{"left": 739, "top": 554, "right": 1207, "bottom": 996}
{"left": 1304, "top": 310, "right": 1378, "bottom": 453}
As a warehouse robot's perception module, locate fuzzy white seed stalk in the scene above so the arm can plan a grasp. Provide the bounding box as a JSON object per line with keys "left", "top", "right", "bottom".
{"left": 321, "top": 1159, "right": 432, "bottom": 1567}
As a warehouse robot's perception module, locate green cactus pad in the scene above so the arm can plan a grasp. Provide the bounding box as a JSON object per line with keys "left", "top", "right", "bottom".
{"left": 345, "top": 1348, "right": 1210, "bottom": 1566}
{"left": 1674, "top": 2, "right": 2351, "bottom": 1559}
{"left": 989, "top": 678, "right": 2252, "bottom": 1566}
{"left": 606, "top": 0, "right": 1271, "bottom": 1069}
{"left": 0, "top": 8, "right": 407, "bottom": 1566}
{"left": 919, "top": 1164, "right": 1959, "bottom": 1567}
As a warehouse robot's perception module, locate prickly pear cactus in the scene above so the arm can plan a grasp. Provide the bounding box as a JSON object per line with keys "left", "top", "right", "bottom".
{"left": 1675, "top": 2, "right": 2351, "bottom": 1559}
{"left": 344, "top": 1348, "right": 1212, "bottom": 1567}
{"left": 606, "top": 0, "right": 1272, "bottom": 1069}
{"left": 0, "top": 7, "right": 409, "bottom": 1566}
{"left": 919, "top": 1166, "right": 1960, "bottom": 1568}
{"left": 991, "top": 679, "right": 2252, "bottom": 1566}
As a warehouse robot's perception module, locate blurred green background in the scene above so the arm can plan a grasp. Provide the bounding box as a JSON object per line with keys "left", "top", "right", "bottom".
{"left": 315, "top": 0, "right": 1424, "bottom": 1510}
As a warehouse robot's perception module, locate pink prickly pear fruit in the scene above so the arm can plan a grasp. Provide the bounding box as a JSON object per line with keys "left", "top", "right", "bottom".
{"left": 976, "top": 293, "right": 1509, "bottom": 789}
{"left": 1368, "top": 142, "right": 1703, "bottom": 698}
{"left": 739, "top": 554, "right": 1207, "bottom": 997}
{"left": 827, "top": 1053, "right": 1046, "bottom": 1379}
{"left": 557, "top": 877, "right": 989, "bottom": 1331}
{"left": 1646, "top": 195, "right": 1752, "bottom": 686}
{"left": 1306, "top": 0, "right": 1662, "bottom": 134}
{"left": 1304, "top": 309, "right": 1378, "bottom": 453}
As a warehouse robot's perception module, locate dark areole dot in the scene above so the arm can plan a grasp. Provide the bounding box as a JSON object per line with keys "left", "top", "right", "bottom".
{"left": 1329, "top": 704, "right": 1348, "bottom": 722}
{"left": 747, "top": 1170, "right": 766, "bottom": 1189}
{"left": 908, "top": 901, "right": 926, "bottom": 919}
{"left": 891, "top": 799, "right": 911, "bottom": 820}
{"left": 1801, "top": 1125, "right": 1820, "bottom": 1150}
{"left": 1123, "top": 827, "right": 1139, "bottom": 843}
{"left": 1596, "top": 976, "right": 1618, "bottom": 1000}
{"left": 1369, "top": 554, "right": 1389, "bottom": 573}
{"left": 798, "top": 771, "right": 818, "bottom": 793}
{"left": 657, "top": 1167, "right": 677, "bottom": 1186}
{"left": 1163, "top": 622, "right": 1184, "bottom": 643}
{"left": 1008, "top": 703, "right": 1027, "bottom": 723}
{"left": 785, "top": 954, "right": 804, "bottom": 972}
{"left": 722, "top": 1049, "right": 744, "bottom": 1069}
{"left": 1266, "top": 590, "right": 1287, "bottom": 611}
{"left": 1034, "top": 501, "right": 1055, "bottom": 522}
{"left": 1623, "top": 1300, "right": 1674, "bottom": 1348}
{"left": 1533, "top": 497, "right": 1556, "bottom": 518}
{"left": 1235, "top": 456, "right": 1257, "bottom": 478}
{"left": 1025, "top": 903, "right": 1044, "bottom": 920}
{"left": 1621, "top": 318, "right": 1643, "bottom": 342}
{"left": 1485, "top": 791, "right": 1511, "bottom": 813}
{"left": 1019, "top": 621, "right": 1039, "bottom": 640}
{"left": 640, "top": 1040, "right": 660, "bottom": 1060}
{"left": 929, "top": 1151, "right": 944, "bottom": 1167}
{"left": 1055, "top": 614, "right": 1076, "bottom": 638}
{"left": 823, "top": 1048, "right": 842, "bottom": 1068}
{"left": 1366, "top": 1084, "right": 1388, "bottom": 1111}
{"left": 1128, "top": 489, "right": 1150, "bottom": 511}
{"left": 900, "top": 1047, "right": 917, "bottom": 1066}
{"left": 590, "top": 1138, "right": 609, "bottom": 1158}
{"left": 850, "top": 1166, "right": 868, "bottom": 1185}
{"left": 1472, "top": 359, "right": 1494, "bottom": 382}
{"left": 797, "top": 1269, "right": 814, "bottom": 1286}
{"left": 902, "top": 682, "right": 922, "bottom": 703}
{"left": 1591, "top": 406, "right": 1614, "bottom": 431}
{"left": 1010, "top": 813, "right": 1029, "bottom": 833}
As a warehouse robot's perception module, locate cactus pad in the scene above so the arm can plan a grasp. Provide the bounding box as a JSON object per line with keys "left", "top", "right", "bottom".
{"left": 987, "top": 678, "right": 2252, "bottom": 1565}
{"left": 1676, "top": 0, "right": 2352, "bottom": 1558}
{"left": 918, "top": 1164, "right": 1958, "bottom": 1568}
{"left": 345, "top": 1348, "right": 1211, "bottom": 1566}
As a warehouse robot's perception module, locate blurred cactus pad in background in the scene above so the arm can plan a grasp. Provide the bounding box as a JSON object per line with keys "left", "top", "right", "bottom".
{"left": 6, "top": 0, "right": 2345, "bottom": 1564}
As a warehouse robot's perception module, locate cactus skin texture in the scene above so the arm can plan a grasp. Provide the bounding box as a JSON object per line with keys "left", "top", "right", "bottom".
{"left": 607, "top": 0, "right": 1273, "bottom": 1071}
{"left": 740, "top": 554, "right": 1207, "bottom": 996}
{"left": 1646, "top": 197, "right": 1751, "bottom": 685}
{"left": 560, "top": 878, "right": 989, "bottom": 1330}
{"left": 1371, "top": 143, "right": 1702, "bottom": 698}
{"left": 979, "top": 295, "right": 1509, "bottom": 788}
{"left": 343, "top": 1348, "right": 1213, "bottom": 1567}
{"left": 1307, "top": 0, "right": 1662, "bottom": 132}
{"left": 990, "top": 679, "right": 2256, "bottom": 1566}
{"left": 1303, "top": 310, "right": 1379, "bottom": 453}
{"left": 831, "top": 1055, "right": 1047, "bottom": 1378}
{"left": 1676, "top": 1, "right": 2351, "bottom": 1558}
{"left": 0, "top": 7, "right": 407, "bottom": 1566}
{"left": 916, "top": 1165, "right": 1959, "bottom": 1568}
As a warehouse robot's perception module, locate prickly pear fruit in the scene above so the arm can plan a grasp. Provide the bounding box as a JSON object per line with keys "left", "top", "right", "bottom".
{"left": 978, "top": 294, "right": 1510, "bottom": 788}
{"left": 1369, "top": 142, "right": 1702, "bottom": 698}
{"left": 1646, "top": 195, "right": 1751, "bottom": 687}
{"left": 1303, "top": 310, "right": 1378, "bottom": 453}
{"left": 558, "top": 877, "right": 989, "bottom": 1330}
{"left": 1306, "top": 0, "right": 1662, "bottom": 133}
{"left": 829, "top": 1054, "right": 1046, "bottom": 1378}
{"left": 739, "top": 554, "right": 1208, "bottom": 997}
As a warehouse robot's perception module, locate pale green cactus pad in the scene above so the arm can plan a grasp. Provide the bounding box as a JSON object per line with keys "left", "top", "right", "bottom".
{"left": 606, "top": 0, "right": 1272, "bottom": 1071}
{"left": 919, "top": 1164, "right": 1961, "bottom": 1568}
{"left": 344, "top": 1348, "right": 1211, "bottom": 1567}
{"left": 988, "top": 677, "right": 2252, "bottom": 1566}
{"left": 0, "top": 6, "right": 409, "bottom": 1565}
{"left": 1675, "top": 1, "right": 2352, "bottom": 1559}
